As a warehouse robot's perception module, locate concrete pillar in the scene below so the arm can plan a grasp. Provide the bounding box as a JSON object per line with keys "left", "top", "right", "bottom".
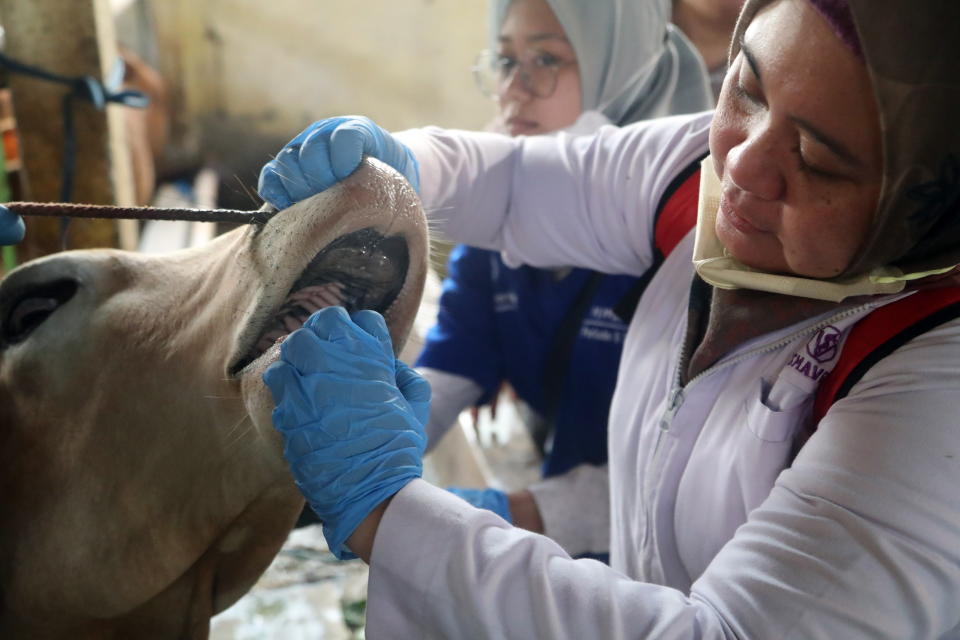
{"left": 0, "top": 0, "right": 137, "bottom": 261}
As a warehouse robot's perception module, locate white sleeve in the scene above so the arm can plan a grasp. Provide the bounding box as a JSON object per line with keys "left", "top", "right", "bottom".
{"left": 527, "top": 464, "right": 610, "bottom": 557}
{"left": 366, "top": 480, "right": 728, "bottom": 638}
{"left": 365, "top": 320, "right": 960, "bottom": 639}
{"left": 416, "top": 367, "right": 484, "bottom": 453}
{"left": 396, "top": 111, "right": 713, "bottom": 276}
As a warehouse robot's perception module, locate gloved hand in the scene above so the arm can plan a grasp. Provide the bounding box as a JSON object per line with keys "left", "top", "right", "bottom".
{"left": 0, "top": 205, "right": 25, "bottom": 245}
{"left": 263, "top": 307, "right": 430, "bottom": 560}
{"left": 258, "top": 116, "right": 420, "bottom": 210}
{"left": 446, "top": 487, "right": 513, "bottom": 523}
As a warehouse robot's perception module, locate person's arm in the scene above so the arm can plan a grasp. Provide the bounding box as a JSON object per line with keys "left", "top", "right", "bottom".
{"left": 346, "top": 497, "right": 391, "bottom": 564}
{"left": 526, "top": 463, "right": 610, "bottom": 556}
{"left": 397, "top": 112, "right": 712, "bottom": 276}
{"left": 361, "top": 318, "right": 960, "bottom": 638}
{"left": 462, "top": 465, "right": 611, "bottom": 552}
{"left": 258, "top": 113, "right": 713, "bottom": 278}
{"left": 416, "top": 367, "right": 483, "bottom": 451}
{"left": 365, "top": 480, "right": 730, "bottom": 637}
{"left": 415, "top": 245, "right": 504, "bottom": 451}
{"left": 506, "top": 489, "right": 544, "bottom": 533}
{"left": 366, "top": 465, "right": 605, "bottom": 554}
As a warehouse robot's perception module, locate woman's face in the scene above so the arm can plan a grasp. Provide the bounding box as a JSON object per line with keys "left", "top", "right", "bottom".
{"left": 496, "top": 0, "right": 582, "bottom": 136}
{"left": 709, "top": 0, "right": 883, "bottom": 278}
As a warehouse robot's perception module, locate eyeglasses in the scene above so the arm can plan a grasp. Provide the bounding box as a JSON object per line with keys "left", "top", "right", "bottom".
{"left": 472, "top": 49, "right": 574, "bottom": 100}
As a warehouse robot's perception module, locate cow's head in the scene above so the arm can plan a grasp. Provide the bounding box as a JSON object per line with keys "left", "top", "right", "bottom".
{"left": 0, "top": 159, "right": 428, "bottom": 638}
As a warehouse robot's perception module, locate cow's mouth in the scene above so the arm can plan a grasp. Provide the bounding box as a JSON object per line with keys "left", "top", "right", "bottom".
{"left": 230, "top": 227, "right": 409, "bottom": 375}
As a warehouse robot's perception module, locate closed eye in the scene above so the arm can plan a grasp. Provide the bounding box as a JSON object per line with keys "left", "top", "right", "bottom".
{"left": 734, "top": 82, "right": 765, "bottom": 109}
{"left": 1, "top": 279, "right": 79, "bottom": 346}
{"left": 795, "top": 153, "right": 840, "bottom": 180}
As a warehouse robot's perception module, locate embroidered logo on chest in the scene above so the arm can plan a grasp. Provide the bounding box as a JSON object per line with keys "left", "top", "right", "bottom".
{"left": 806, "top": 326, "right": 842, "bottom": 363}
{"left": 787, "top": 325, "right": 843, "bottom": 383}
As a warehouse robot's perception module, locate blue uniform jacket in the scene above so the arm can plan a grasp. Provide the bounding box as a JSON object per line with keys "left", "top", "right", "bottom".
{"left": 416, "top": 244, "right": 639, "bottom": 477}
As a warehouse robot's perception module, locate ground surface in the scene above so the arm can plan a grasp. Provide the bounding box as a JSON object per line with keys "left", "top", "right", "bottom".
{"left": 210, "top": 525, "right": 369, "bottom": 639}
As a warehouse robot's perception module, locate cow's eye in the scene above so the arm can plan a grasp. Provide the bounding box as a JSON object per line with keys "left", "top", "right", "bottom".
{"left": 2, "top": 280, "right": 78, "bottom": 345}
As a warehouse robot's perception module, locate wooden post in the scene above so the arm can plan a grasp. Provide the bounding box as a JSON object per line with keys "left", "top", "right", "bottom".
{"left": 0, "top": 0, "right": 137, "bottom": 262}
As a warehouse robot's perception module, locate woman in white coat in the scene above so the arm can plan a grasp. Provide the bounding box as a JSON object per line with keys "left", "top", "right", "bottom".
{"left": 258, "top": 0, "right": 960, "bottom": 637}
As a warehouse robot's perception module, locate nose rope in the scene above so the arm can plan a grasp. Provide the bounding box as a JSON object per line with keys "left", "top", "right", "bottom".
{"left": 5, "top": 201, "right": 276, "bottom": 226}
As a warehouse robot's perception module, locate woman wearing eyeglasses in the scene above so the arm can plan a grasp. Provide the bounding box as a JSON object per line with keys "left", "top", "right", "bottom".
{"left": 476, "top": 0, "right": 713, "bottom": 134}
{"left": 412, "top": 0, "right": 713, "bottom": 557}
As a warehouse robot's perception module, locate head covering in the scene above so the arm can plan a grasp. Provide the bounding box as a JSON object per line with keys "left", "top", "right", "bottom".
{"left": 806, "top": 0, "right": 863, "bottom": 60}
{"left": 730, "top": 0, "right": 960, "bottom": 279}
{"left": 489, "top": 0, "right": 713, "bottom": 125}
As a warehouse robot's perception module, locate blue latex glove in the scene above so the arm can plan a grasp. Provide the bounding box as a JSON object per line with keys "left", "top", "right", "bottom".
{"left": 446, "top": 487, "right": 513, "bottom": 523}
{"left": 263, "top": 307, "right": 430, "bottom": 559}
{"left": 0, "top": 205, "right": 25, "bottom": 245}
{"left": 258, "top": 116, "right": 420, "bottom": 210}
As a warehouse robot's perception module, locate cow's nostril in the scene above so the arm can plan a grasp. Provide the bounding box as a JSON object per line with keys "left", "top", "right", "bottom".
{"left": 1, "top": 279, "right": 79, "bottom": 346}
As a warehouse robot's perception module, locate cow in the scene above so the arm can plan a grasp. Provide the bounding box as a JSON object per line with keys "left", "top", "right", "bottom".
{"left": 0, "top": 158, "right": 428, "bottom": 639}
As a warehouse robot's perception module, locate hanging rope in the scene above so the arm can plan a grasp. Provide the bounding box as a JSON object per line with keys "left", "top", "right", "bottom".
{"left": 0, "top": 50, "right": 149, "bottom": 245}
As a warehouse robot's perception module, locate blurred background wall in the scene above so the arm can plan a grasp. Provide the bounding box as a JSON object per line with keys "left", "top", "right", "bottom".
{"left": 114, "top": 0, "right": 494, "bottom": 208}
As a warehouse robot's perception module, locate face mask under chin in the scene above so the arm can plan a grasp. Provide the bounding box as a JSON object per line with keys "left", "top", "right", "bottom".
{"left": 690, "top": 156, "right": 953, "bottom": 302}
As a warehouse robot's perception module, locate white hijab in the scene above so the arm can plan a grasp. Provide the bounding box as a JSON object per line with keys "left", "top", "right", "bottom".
{"left": 490, "top": 0, "right": 714, "bottom": 125}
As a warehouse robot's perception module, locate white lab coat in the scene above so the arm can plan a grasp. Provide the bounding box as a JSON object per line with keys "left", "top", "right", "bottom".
{"left": 365, "top": 113, "right": 960, "bottom": 638}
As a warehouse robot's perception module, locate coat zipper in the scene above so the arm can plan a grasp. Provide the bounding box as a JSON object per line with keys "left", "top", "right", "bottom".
{"left": 648, "top": 300, "right": 882, "bottom": 497}
{"left": 641, "top": 300, "right": 883, "bottom": 580}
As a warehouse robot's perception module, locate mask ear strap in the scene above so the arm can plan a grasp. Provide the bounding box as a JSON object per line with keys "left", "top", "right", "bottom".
{"left": 870, "top": 264, "right": 959, "bottom": 285}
